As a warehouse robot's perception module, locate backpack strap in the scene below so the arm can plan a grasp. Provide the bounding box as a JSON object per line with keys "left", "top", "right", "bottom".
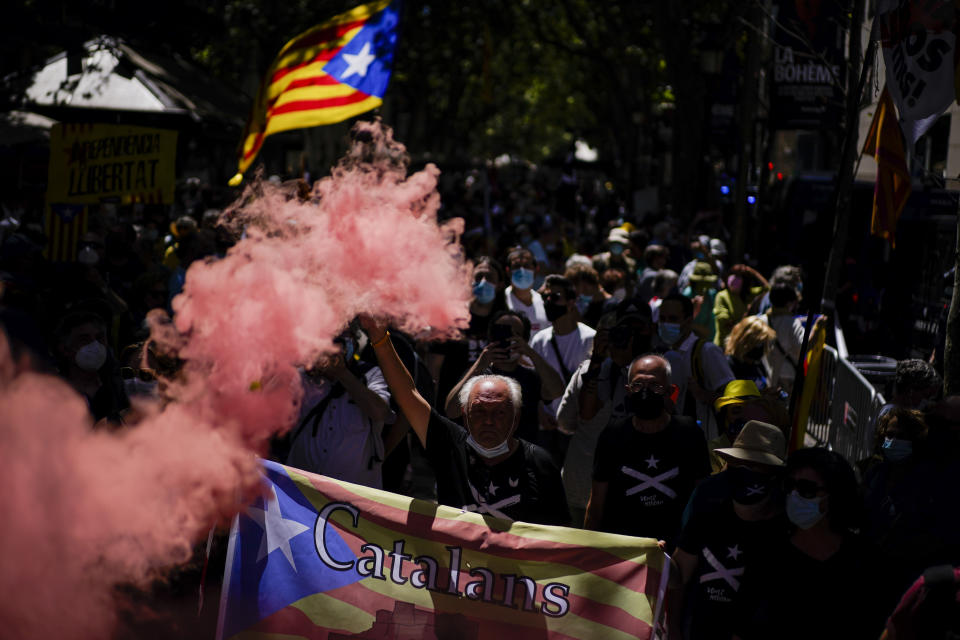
{"left": 682, "top": 338, "right": 705, "bottom": 417}
{"left": 772, "top": 337, "right": 800, "bottom": 372}
{"left": 289, "top": 384, "right": 341, "bottom": 443}
{"left": 291, "top": 360, "right": 377, "bottom": 442}
{"left": 549, "top": 333, "right": 573, "bottom": 381}
{"left": 691, "top": 338, "right": 706, "bottom": 389}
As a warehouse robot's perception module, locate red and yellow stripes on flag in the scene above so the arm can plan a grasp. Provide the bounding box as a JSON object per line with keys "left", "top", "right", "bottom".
{"left": 790, "top": 318, "right": 827, "bottom": 453}
{"left": 862, "top": 87, "right": 911, "bottom": 248}
{"left": 234, "top": 0, "right": 390, "bottom": 181}
{"left": 237, "top": 465, "right": 664, "bottom": 640}
{"left": 44, "top": 204, "right": 88, "bottom": 262}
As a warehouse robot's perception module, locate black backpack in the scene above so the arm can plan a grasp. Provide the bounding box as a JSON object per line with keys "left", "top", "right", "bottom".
{"left": 888, "top": 565, "right": 960, "bottom": 640}
{"left": 916, "top": 566, "right": 960, "bottom": 640}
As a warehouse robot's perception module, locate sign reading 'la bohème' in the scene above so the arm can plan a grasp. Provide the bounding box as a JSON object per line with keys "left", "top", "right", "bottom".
{"left": 770, "top": 0, "right": 845, "bottom": 130}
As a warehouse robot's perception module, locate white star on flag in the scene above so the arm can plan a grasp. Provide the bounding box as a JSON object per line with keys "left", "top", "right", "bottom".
{"left": 727, "top": 544, "right": 742, "bottom": 561}
{"left": 341, "top": 42, "right": 376, "bottom": 79}
{"left": 645, "top": 454, "right": 659, "bottom": 469}
{"left": 247, "top": 485, "right": 310, "bottom": 571}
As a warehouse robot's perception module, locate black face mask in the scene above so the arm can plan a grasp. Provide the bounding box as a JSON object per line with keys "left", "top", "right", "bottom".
{"left": 745, "top": 346, "right": 765, "bottom": 361}
{"left": 725, "top": 418, "right": 749, "bottom": 441}
{"left": 625, "top": 388, "right": 665, "bottom": 420}
{"left": 545, "top": 302, "right": 568, "bottom": 322}
{"left": 728, "top": 466, "right": 774, "bottom": 505}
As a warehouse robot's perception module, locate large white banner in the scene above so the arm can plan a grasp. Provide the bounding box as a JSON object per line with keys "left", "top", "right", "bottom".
{"left": 879, "top": 0, "right": 957, "bottom": 144}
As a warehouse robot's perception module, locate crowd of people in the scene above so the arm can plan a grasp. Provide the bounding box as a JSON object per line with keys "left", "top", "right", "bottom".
{"left": 1, "top": 173, "right": 959, "bottom": 639}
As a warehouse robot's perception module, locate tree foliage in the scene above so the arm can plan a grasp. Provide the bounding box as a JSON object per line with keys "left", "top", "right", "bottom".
{"left": 4, "top": 0, "right": 751, "bottom": 214}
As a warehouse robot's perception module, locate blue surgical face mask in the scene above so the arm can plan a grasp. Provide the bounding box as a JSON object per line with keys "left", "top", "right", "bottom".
{"left": 124, "top": 377, "right": 158, "bottom": 398}
{"left": 658, "top": 322, "right": 682, "bottom": 346}
{"left": 610, "top": 243, "right": 624, "bottom": 256}
{"left": 75, "top": 340, "right": 107, "bottom": 372}
{"left": 694, "top": 251, "right": 705, "bottom": 260}
{"left": 472, "top": 279, "right": 496, "bottom": 304}
{"left": 882, "top": 437, "right": 913, "bottom": 462}
{"left": 511, "top": 267, "right": 535, "bottom": 290}
{"left": 575, "top": 294, "right": 592, "bottom": 315}
{"left": 786, "top": 491, "right": 826, "bottom": 529}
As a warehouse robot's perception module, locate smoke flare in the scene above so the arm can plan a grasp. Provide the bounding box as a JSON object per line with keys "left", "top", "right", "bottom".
{"left": 0, "top": 120, "right": 470, "bottom": 639}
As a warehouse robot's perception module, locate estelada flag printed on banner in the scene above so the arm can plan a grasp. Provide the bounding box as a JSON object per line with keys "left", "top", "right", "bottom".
{"left": 878, "top": 0, "right": 957, "bottom": 146}
{"left": 217, "top": 460, "right": 666, "bottom": 640}
{"left": 862, "top": 87, "right": 912, "bottom": 247}
{"left": 231, "top": 0, "right": 399, "bottom": 184}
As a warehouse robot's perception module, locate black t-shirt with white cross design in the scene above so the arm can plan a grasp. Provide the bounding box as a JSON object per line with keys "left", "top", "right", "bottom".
{"left": 592, "top": 416, "right": 710, "bottom": 545}
{"left": 677, "top": 498, "right": 788, "bottom": 640}
{"left": 425, "top": 410, "right": 570, "bottom": 526}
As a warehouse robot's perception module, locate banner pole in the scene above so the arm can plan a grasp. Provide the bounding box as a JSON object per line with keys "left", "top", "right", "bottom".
{"left": 819, "top": 5, "right": 875, "bottom": 317}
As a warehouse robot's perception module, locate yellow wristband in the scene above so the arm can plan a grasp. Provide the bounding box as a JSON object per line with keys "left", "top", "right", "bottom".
{"left": 371, "top": 331, "right": 390, "bottom": 348}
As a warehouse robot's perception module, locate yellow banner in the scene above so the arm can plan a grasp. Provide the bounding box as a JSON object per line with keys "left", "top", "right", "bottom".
{"left": 47, "top": 123, "right": 178, "bottom": 205}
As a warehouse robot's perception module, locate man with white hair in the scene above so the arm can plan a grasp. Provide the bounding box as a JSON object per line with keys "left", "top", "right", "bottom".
{"left": 362, "top": 318, "right": 569, "bottom": 525}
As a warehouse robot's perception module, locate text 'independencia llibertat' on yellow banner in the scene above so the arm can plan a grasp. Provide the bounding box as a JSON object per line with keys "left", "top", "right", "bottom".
{"left": 47, "top": 123, "right": 178, "bottom": 205}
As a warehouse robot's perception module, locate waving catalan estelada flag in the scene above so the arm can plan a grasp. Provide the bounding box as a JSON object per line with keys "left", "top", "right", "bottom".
{"left": 230, "top": 0, "right": 400, "bottom": 185}
{"left": 217, "top": 460, "right": 667, "bottom": 640}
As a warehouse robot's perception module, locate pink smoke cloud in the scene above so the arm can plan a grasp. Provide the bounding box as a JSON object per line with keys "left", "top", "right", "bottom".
{"left": 0, "top": 120, "right": 471, "bottom": 639}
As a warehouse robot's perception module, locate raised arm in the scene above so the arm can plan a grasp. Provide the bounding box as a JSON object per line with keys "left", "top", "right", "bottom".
{"left": 361, "top": 318, "right": 431, "bottom": 448}
{"left": 443, "top": 342, "right": 502, "bottom": 418}
{"left": 578, "top": 326, "right": 610, "bottom": 420}
{"left": 515, "top": 337, "right": 567, "bottom": 402}
{"left": 329, "top": 362, "right": 391, "bottom": 424}
{"left": 583, "top": 480, "right": 608, "bottom": 530}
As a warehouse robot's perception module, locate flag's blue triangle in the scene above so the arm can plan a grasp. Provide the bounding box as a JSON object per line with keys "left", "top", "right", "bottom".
{"left": 220, "top": 461, "right": 363, "bottom": 639}
{"left": 324, "top": 2, "right": 400, "bottom": 98}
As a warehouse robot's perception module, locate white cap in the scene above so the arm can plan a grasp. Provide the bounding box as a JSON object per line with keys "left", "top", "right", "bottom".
{"left": 710, "top": 238, "right": 727, "bottom": 256}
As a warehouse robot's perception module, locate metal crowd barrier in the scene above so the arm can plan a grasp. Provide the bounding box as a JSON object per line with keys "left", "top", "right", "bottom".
{"left": 803, "top": 345, "right": 886, "bottom": 463}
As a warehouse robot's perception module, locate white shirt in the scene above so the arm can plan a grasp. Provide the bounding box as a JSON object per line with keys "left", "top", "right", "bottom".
{"left": 286, "top": 366, "right": 392, "bottom": 489}
{"left": 761, "top": 312, "right": 805, "bottom": 391}
{"left": 664, "top": 332, "right": 734, "bottom": 440}
{"left": 505, "top": 286, "right": 549, "bottom": 336}
{"left": 557, "top": 358, "right": 629, "bottom": 509}
{"left": 650, "top": 297, "right": 664, "bottom": 323}
{"left": 529, "top": 323, "right": 596, "bottom": 418}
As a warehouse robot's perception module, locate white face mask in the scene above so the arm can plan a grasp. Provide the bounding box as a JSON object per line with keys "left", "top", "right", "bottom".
{"left": 77, "top": 246, "right": 100, "bottom": 266}
{"left": 75, "top": 340, "right": 107, "bottom": 372}
{"left": 611, "top": 287, "right": 627, "bottom": 302}
{"left": 466, "top": 435, "right": 511, "bottom": 459}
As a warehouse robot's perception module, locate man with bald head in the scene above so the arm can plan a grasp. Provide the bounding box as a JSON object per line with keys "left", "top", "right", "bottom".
{"left": 363, "top": 319, "right": 569, "bottom": 525}
{"left": 585, "top": 354, "right": 710, "bottom": 547}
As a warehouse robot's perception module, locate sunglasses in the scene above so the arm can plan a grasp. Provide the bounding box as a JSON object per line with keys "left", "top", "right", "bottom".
{"left": 783, "top": 477, "right": 826, "bottom": 499}
{"left": 625, "top": 382, "right": 666, "bottom": 396}
{"left": 120, "top": 367, "right": 157, "bottom": 382}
